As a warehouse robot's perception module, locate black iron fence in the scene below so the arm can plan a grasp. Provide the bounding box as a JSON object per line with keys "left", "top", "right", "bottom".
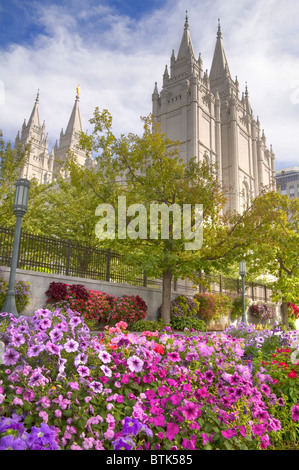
{"left": 0, "top": 226, "right": 156, "bottom": 287}
{"left": 0, "top": 226, "right": 271, "bottom": 301}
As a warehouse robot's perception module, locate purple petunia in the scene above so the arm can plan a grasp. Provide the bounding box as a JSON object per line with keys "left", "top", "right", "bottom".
{"left": 98, "top": 350, "right": 112, "bottom": 364}
{"left": 3, "top": 348, "right": 20, "bottom": 366}
{"left": 27, "top": 344, "right": 45, "bottom": 358}
{"left": 89, "top": 381, "right": 103, "bottom": 393}
{"left": 112, "top": 436, "right": 135, "bottom": 450}
{"left": 0, "top": 434, "right": 26, "bottom": 450}
{"left": 122, "top": 417, "right": 143, "bottom": 436}
{"left": 127, "top": 355, "right": 144, "bottom": 373}
{"left": 64, "top": 338, "right": 79, "bottom": 353}
{"left": 77, "top": 365, "right": 90, "bottom": 377}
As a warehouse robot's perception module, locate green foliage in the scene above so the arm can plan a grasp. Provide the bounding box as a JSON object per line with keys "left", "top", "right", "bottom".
{"left": 194, "top": 292, "right": 233, "bottom": 322}
{"left": 230, "top": 296, "right": 250, "bottom": 321}
{"left": 0, "top": 277, "right": 30, "bottom": 314}
{"left": 133, "top": 319, "right": 170, "bottom": 332}
{"left": 288, "top": 316, "right": 297, "bottom": 330}
{"left": 170, "top": 316, "right": 206, "bottom": 332}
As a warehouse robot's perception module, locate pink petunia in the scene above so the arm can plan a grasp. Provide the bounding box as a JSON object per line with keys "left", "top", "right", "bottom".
{"left": 291, "top": 404, "right": 299, "bottom": 421}
{"left": 165, "top": 422, "right": 179, "bottom": 441}
{"left": 222, "top": 428, "right": 237, "bottom": 439}
{"left": 154, "top": 415, "right": 165, "bottom": 427}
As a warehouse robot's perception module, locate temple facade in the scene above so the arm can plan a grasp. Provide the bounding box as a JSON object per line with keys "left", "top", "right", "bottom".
{"left": 16, "top": 17, "right": 276, "bottom": 214}
{"left": 15, "top": 88, "right": 90, "bottom": 184}
{"left": 152, "top": 17, "right": 276, "bottom": 212}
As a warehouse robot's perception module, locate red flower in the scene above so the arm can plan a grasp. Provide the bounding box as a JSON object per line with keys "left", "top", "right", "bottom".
{"left": 154, "top": 344, "right": 165, "bottom": 355}
{"left": 288, "top": 371, "right": 297, "bottom": 378}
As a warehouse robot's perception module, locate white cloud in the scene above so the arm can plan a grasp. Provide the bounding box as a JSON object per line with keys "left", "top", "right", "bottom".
{"left": 0, "top": 0, "right": 298, "bottom": 169}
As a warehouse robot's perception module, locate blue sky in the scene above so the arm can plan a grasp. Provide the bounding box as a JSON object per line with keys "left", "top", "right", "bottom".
{"left": 1, "top": 0, "right": 299, "bottom": 169}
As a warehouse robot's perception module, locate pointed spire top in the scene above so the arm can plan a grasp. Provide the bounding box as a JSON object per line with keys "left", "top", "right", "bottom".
{"left": 28, "top": 90, "right": 41, "bottom": 128}
{"left": 65, "top": 89, "right": 83, "bottom": 136}
{"left": 177, "top": 11, "right": 195, "bottom": 60}
{"left": 245, "top": 81, "right": 249, "bottom": 97}
{"left": 217, "top": 18, "right": 222, "bottom": 39}
{"left": 210, "top": 20, "right": 231, "bottom": 82}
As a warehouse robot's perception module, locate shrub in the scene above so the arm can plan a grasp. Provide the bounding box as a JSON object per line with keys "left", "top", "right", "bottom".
{"left": 69, "top": 284, "right": 90, "bottom": 301}
{"left": 195, "top": 292, "right": 233, "bottom": 322}
{"left": 230, "top": 296, "right": 250, "bottom": 322}
{"left": 0, "top": 277, "right": 30, "bottom": 314}
{"left": 45, "top": 282, "right": 147, "bottom": 327}
{"left": 45, "top": 282, "right": 68, "bottom": 302}
{"left": 133, "top": 319, "right": 170, "bottom": 332}
{"left": 107, "top": 295, "right": 147, "bottom": 326}
{"left": 249, "top": 303, "right": 276, "bottom": 323}
{"left": 288, "top": 303, "right": 299, "bottom": 320}
{"left": 170, "top": 316, "right": 206, "bottom": 332}
{"left": 158, "top": 295, "right": 199, "bottom": 320}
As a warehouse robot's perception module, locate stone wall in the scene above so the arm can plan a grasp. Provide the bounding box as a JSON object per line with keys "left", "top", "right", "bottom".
{"left": 0, "top": 267, "right": 179, "bottom": 321}
{"left": 1, "top": 267, "right": 286, "bottom": 326}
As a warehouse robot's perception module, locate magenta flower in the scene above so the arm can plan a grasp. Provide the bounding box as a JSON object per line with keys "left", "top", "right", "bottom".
{"left": 252, "top": 423, "right": 266, "bottom": 436}
{"left": 45, "top": 341, "right": 61, "bottom": 355}
{"left": 222, "top": 428, "right": 237, "bottom": 439}
{"left": 291, "top": 404, "right": 299, "bottom": 421}
{"left": 165, "top": 422, "right": 179, "bottom": 441}
{"left": 167, "top": 351, "right": 181, "bottom": 362}
{"left": 260, "top": 383, "right": 271, "bottom": 396}
{"left": 202, "top": 433, "right": 213, "bottom": 446}
{"left": 181, "top": 401, "right": 198, "bottom": 421}
{"left": 153, "top": 415, "right": 165, "bottom": 427}
{"left": 68, "top": 381, "right": 79, "bottom": 390}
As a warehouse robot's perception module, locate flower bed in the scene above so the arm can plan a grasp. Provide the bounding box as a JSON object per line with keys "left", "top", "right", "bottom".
{"left": 45, "top": 281, "right": 147, "bottom": 327}
{"left": 0, "top": 309, "right": 298, "bottom": 450}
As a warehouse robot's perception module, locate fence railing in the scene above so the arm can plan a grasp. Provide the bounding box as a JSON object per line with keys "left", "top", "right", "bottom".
{"left": 0, "top": 226, "right": 271, "bottom": 301}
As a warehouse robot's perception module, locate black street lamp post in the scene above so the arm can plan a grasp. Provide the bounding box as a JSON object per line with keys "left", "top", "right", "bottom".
{"left": 239, "top": 260, "right": 247, "bottom": 324}
{"left": 1, "top": 178, "right": 30, "bottom": 318}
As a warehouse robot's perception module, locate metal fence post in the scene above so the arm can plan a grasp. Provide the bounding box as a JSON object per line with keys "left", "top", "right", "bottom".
{"left": 65, "top": 240, "right": 71, "bottom": 276}
{"left": 106, "top": 249, "right": 111, "bottom": 282}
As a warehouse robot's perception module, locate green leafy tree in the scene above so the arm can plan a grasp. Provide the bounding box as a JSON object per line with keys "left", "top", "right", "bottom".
{"left": 74, "top": 110, "right": 226, "bottom": 323}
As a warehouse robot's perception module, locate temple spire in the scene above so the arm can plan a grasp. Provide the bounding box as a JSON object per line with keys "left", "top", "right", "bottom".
{"left": 177, "top": 12, "right": 195, "bottom": 60}
{"left": 217, "top": 18, "right": 222, "bottom": 39}
{"left": 27, "top": 89, "right": 41, "bottom": 128}
{"left": 65, "top": 86, "right": 83, "bottom": 136}
{"left": 209, "top": 20, "right": 231, "bottom": 82}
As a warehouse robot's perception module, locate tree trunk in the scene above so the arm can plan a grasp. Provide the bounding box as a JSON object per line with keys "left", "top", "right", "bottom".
{"left": 161, "top": 266, "right": 172, "bottom": 324}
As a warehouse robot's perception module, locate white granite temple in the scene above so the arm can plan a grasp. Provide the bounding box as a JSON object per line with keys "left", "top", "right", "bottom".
{"left": 16, "top": 17, "right": 276, "bottom": 214}
{"left": 152, "top": 17, "right": 276, "bottom": 212}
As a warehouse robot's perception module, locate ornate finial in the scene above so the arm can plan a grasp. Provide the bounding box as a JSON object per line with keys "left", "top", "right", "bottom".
{"left": 217, "top": 18, "right": 222, "bottom": 38}
{"left": 36, "top": 89, "right": 39, "bottom": 102}
{"left": 76, "top": 84, "right": 80, "bottom": 96}
{"left": 185, "top": 10, "right": 189, "bottom": 28}
{"left": 245, "top": 81, "right": 249, "bottom": 97}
